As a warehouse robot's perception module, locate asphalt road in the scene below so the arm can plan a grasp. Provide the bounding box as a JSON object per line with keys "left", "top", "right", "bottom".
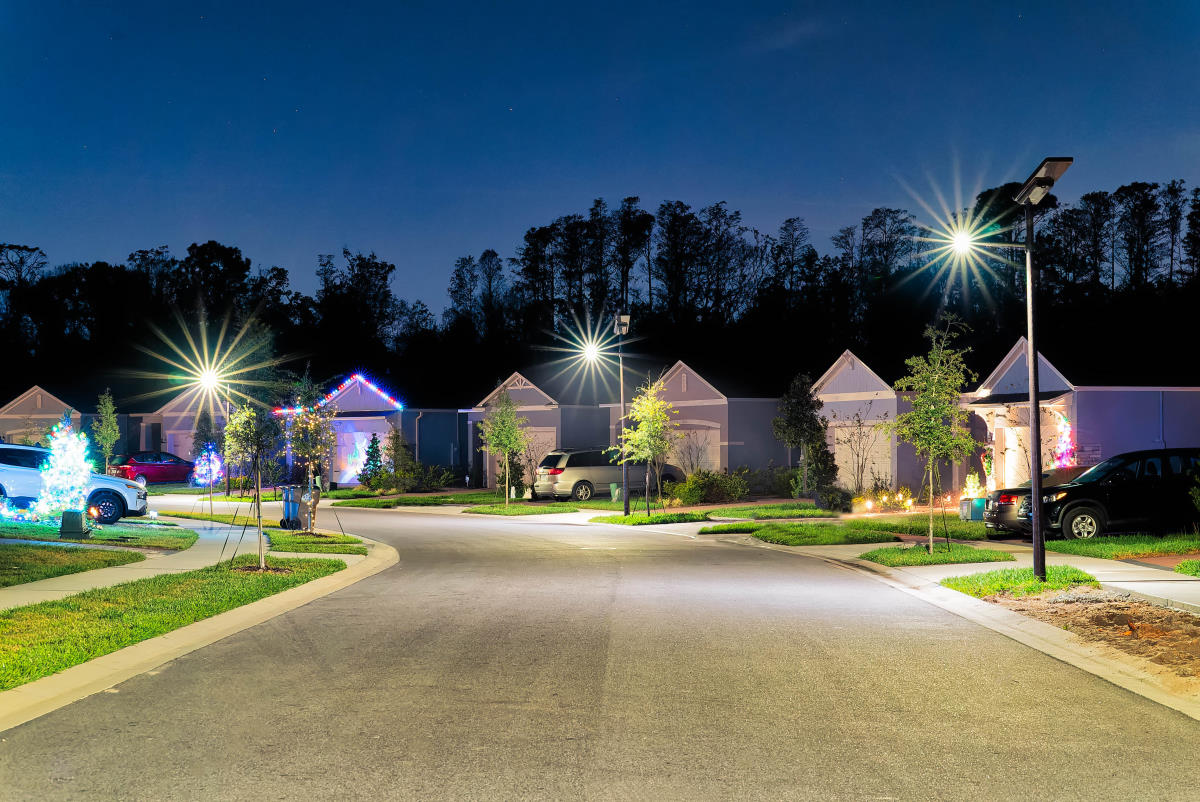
{"left": 3, "top": 506, "right": 1200, "bottom": 800}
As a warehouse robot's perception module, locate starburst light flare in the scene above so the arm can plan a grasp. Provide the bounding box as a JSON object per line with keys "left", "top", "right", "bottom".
{"left": 534, "top": 311, "right": 637, "bottom": 403}
{"left": 126, "top": 309, "right": 290, "bottom": 425}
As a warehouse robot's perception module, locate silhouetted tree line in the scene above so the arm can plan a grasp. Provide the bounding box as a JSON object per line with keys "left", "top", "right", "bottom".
{"left": 3, "top": 179, "right": 1199, "bottom": 408}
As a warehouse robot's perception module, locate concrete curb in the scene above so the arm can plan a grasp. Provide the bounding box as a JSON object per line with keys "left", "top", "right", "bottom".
{"left": 0, "top": 533, "right": 399, "bottom": 734}
{"left": 733, "top": 536, "right": 1200, "bottom": 723}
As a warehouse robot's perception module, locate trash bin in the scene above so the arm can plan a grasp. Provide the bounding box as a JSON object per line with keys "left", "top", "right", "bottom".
{"left": 280, "top": 485, "right": 301, "bottom": 530}
{"left": 958, "top": 497, "right": 986, "bottom": 521}
{"left": 610, "top": 483, "right": 621, "bottom": 501}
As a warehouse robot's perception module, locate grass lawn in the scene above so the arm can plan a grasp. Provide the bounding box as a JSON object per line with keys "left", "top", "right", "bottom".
{"left": 0, "top": 554, "right": 345, "bottom": 691}
{"left": 0, "top": 543, "right": 145, "bottom": 588}
{"left": 589, "top": 512, "right": 709, "bottom": 526}
{"left": 752, "top": 522, "right": 900, "bottom": 547}
{"left": 0, "top": 520, "right": 198, "bottom": 550}
{"left": 698, "top": 522, "right": 765, "bottom": 534}
{"left": 705, "top": 502, "right": 837, "bottom": 520}
{"left": 469, "top": 503, "right": 581, "bottom": 516}
{"left": 265, "top": 531, "right": 367, "bottom": 556}
{"left": 1045, "top": 533, "right": 1200, "bottom": 560}
{"left": 1176, "top": 560, "right": 1200, "bottom": 577}
{"left": 941, "top": 565, "right": 1100, "bottom": 598}
{"left": 332, "top": 490, "right": 507, "bottom": 508}
{"left": 846, "top": 514, "right": 988, "bottom": 541}
{"left": 322, "top": 488, "right": 386, "bottom": 499}
{"left": 859, "top": 543, "right": 1016, "bottom": 567}
{"left": 144, "top": 483, "right": 207, "bottom": 496}
{"left": 159, "top": 510, "right": 264, "bottom": 527}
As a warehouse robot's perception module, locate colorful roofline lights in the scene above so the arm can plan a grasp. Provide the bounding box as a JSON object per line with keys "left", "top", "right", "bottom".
{"left": 273, "top": 373, "right": 404, "bottom": 416}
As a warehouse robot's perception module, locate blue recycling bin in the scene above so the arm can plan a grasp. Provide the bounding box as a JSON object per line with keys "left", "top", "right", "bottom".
{"left": 958, "top": 497, "right": 986, "bottom": 521}
{"left": 280, "top": 485, "right": 301, "bottom": 529}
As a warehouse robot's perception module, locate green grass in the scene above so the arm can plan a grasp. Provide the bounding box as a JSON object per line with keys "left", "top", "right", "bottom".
{"left": 0, "top": 554, "right": 345, "bottom": 691}
{"left": 332, "top": 490, "right": 507, "bottom": 508}
{"left": 0, "top": 520, "right": 198, "bottom": 550}
{"left": 144, "top": 483, "right": 208, "bottom": 496}
{"left": 589, "top": 512, "right": 709, "bottom": 526}
{"left": 705, "top": 502, "right": 837, "bottom": 520}
{"left": 941, "top": 565, "right": 1100, "bottom": 598}
{"left": 698, "top": 521, "right": 766, "bottom": 534}
{"left": 859, "top": 543, "right": 1016, "bottom": 567}
{"left": 159, "top": 510, "right": 263, "bottom": 527}
{"left": 1175, "top": 560, "right": 1200, "bottom": 578}
{"left": 1045, "top": 533, "right": 1200, "bottom": 560}
{"left": 845, "top": 514, "right": 988, "bottom": 541}
{"left": 0, "top": 543, "right": 145, "bottom": 588}
{"left": 751, "top": 522, "right": 900, "bottom": 547}
{"left": 322, "top": 488, "right": 386, "bottom": 499}
{"left": 265, "top": 531, "right": 367, "bottom": 555}
{"left": 469, "top": 503, "right": 582, "bottom": 515}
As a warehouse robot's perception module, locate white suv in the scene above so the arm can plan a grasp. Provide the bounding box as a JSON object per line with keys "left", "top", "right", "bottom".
{"left": 0, "top": 444, "right": 148, "bottom": 524}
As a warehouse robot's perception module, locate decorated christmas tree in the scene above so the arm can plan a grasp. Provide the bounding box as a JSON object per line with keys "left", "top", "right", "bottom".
{"left": 358, "top": 433, "right": 382, "bottom": 488}
{"left": 34, "top": 417, "right": 93, "bottom": 515}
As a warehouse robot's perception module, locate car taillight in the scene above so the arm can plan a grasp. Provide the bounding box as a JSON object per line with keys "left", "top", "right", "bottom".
{"left": 998, "top": 494, "right": 1018, "bottom": 504}
{"left": 546, "top": 468, "right": 564, "bottom": 475}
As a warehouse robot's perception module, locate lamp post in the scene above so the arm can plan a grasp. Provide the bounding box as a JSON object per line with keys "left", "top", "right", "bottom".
{"left": 1013, "top": 157, "right": 1073, "bottom": 582}
{"left": 615, "top": 313, "right": 631, "bottom": 516}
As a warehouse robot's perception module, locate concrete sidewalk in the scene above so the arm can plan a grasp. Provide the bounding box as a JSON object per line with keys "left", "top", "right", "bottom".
{"left": 0, "top": 517, "right": 364, "bottom": 611}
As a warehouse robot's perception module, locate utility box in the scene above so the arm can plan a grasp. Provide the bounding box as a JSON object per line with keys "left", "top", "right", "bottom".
{"left": 60, "top": 510, "right": 91, "bottom": 539}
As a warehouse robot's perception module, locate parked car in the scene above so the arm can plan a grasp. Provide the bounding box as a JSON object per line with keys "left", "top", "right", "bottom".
{"left": 0, "top": 444, "right": 148, "bottom": 524}
{"left": 532, "top": 448, "right": 683, "bottom": 502}
{"left": 107, "top": 451, "right": 195, "bottom": 486}
{"left": 982, "top": 466, "right": 1087, "bottom": 535}
{"left": 984, "top": 448, "right": 1200, "bottom": 539}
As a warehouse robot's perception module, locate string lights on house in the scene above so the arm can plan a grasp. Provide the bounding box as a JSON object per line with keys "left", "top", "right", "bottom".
{"left": 273, "top": 373, "right": 404, "bottom": 416}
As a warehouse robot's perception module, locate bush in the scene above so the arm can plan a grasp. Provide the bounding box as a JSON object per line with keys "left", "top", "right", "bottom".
{"left": 851, "top": 484, "right": 914, "bottom": 513}
{"left": 665, "top": 469, "right": 749, "bottom": 505}
{"left": 738, "top": 464, "right": 797, "bottom": 498}
{"left": 815, "top": 486, "right": 852, "bottom": 511}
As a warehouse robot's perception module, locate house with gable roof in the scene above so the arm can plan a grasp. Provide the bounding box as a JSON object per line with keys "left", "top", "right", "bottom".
{"left": 967, "top": 338, "right": 1200, "bottom": 490}
{"left": 0, "top": 385, "right": 83, "bottom": 445}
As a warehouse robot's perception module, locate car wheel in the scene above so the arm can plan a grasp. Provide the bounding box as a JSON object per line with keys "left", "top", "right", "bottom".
{"left": 134, "top": 474, "right": 148, "bottom": 487}
{"left": 572, "top": 481, "right": 594, "bottom": 502}
{"left": 89, "top": 491, "right": 125, "bottom": 525}
{"left": 1064, "top": 506, "right": 1105, "bottom": 539}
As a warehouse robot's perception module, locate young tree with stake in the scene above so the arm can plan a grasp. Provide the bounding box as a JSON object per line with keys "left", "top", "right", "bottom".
{"left": 615, "top": 379, "right": 680, "bottom": 515}
{"left": 888, "top": 316, "right": 979, "bottom": 553}
{"left": 477, "top": 390, "right": 530, "bottom": 506}
{"left": 223, "top": 404, "right": 281, "bottom": 569}
{"left": 91, "top": 390, "right": 121, "bottom": 472}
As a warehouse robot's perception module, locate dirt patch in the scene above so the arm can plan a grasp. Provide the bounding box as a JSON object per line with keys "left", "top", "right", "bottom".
{"left": 231, "top": 565, "right": 294, "bottom": 575}
{"left": 991, "top": 588, "right": 1200, "bottom": 693}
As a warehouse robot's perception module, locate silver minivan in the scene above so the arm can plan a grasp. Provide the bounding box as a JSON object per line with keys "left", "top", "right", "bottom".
{"left": 533, "top": 448, "right": 682, "bottom": 501}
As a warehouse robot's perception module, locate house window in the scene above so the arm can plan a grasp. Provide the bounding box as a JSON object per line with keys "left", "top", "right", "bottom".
{"left": 682, "top": 373, "right": 688, "bottom": 392}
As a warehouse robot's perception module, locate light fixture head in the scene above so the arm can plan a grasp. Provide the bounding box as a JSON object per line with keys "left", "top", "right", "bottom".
{"left": 199, "top": 369, "right": 220, "bottom": 390}
{"left": 1014, "top": 157, "right": 1073, "bottom": 206}
{"left": 582, "top": 341, "right": 601, "bottom": 362}
{"left": 952, "top": 230, "right": 974, "bottom": 255}
{"left": 614, "top": 314, "right": 631, "bottom": 336}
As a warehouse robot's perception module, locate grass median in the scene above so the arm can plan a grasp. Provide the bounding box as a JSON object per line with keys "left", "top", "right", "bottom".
{"left": 159, "top": 511, "right": 366, "bottom": 555}
{"left": 589, "top": 512, "right": 709, "bottom": 526}
{"left": 845, "top": 515, "right": 988, "bottom": 541}
{"left": 859, "top": 542, "right": 1016, "bottom": 567}
{"left": 750, "top": 522, "right": 900, "bottom": 547}
{"left": 941, "top": 565, "right": 1099, "bottom": 598}
{"left": 0, "top": 554, "right": 346, "bottom": 691}
{"left": 0, "top": 543, "right": 145, "bottom": 588}
{"left": 705, "top": 502, "right": 837, "bottom": 520}
{"left": 1045, "top": 533, "right": 1200, "bottom": 560}
{"left": 1, "top": 520, "right": 198, "bottom": 550}
{"left": 333, "top": 491, "right": 507, "bottom": 508}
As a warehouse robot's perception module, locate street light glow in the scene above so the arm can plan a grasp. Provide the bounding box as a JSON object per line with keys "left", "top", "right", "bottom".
{"left": 200, "top": 368, "right": 221, "bottom": 390}
{"left": 582, "top": 341, "right": 600, "bottom": 362}
{"left": 952, "top": 230, "right": 974, "bottom": 255}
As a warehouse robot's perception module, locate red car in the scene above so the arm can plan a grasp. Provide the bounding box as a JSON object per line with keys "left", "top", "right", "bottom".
{"left": 108, "top": 451, "right": 195, "bottom": 486}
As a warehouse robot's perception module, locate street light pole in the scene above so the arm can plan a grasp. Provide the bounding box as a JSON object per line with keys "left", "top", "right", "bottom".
{"left": 616, "top": 313, "right": 631, "bottom": 516}
{"left": 1014, "top": 157, "right": 1073, "bottom": 582}
{"left": 1023, "top": 201, "right": 1046, "bottom": 582}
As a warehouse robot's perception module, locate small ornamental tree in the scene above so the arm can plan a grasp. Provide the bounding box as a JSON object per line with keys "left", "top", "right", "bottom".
{"left": 477, "top": 390, "right": 530, "bottom": 506}
{"left": 773, "top": 373, "right": 834, "bottom": 494}
{"left": 224, "top": 404, "right": 282, "bottom": 569}
{"left": 288, "top": 403, "right": 338, "bottom": 493}
{"left": 888, "top": 316, "right": 979, "bottom": 552}
{"left": 615, "top": 379, "right": 680, "bottom": 515}
{"left": 358, "top": 433, "right": 383, "bottom": 488}
{"left": 91, "top": 390, "right": 121, "bottom": 471}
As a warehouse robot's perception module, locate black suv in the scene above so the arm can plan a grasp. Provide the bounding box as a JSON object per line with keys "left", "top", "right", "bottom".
{"left": 985, "top": 448, "right": 1200, "bottom": 539}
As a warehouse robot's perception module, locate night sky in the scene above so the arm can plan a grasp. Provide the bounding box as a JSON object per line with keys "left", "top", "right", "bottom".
{"left": 3, "top": 1, "right": 1198, "bottom": 308}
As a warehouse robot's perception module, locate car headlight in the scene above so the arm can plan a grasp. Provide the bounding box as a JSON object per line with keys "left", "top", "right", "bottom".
{"left": 124, "top": 482, "right": 140, "bottom": 491}
{"left": 1043, "top": 491, "right": 1067, "bottom": 503}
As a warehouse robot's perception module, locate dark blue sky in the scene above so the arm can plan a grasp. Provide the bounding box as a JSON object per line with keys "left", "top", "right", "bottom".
{"left": 3, "top": 2, "right": 1198, "bottom": 309}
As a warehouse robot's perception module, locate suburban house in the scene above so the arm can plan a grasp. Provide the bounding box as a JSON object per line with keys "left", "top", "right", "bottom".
{"left": 0, "top": 385, "right": 146, "bottom": 457}
{"left": 467, "top": 368, "right": 610, "bottom": 489}
{"left": 812, "top": 350, "right": 927, "bottom": 494}
{"left": 967, "top": 338, "right": 1200, "bottom": 491}
{"left": 272, "top": 373, "right": 468, "bottom": 486}
{"left": 600, "top": 360, "right": 788, "bottom": 476}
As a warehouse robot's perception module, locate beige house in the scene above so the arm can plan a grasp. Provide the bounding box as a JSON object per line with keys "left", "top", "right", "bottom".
{"left": 0, "top": 386, "right": 82, "bottom": 445}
